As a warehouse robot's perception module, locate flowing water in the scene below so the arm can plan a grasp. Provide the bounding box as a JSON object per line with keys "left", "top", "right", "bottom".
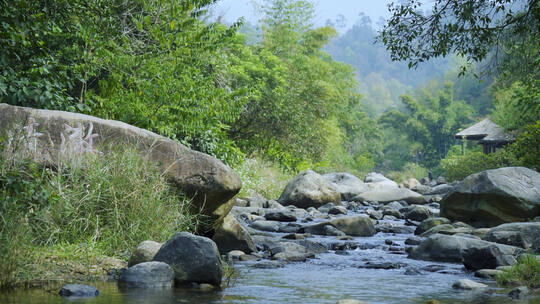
{"left": 1, "top": 218, "right": 538, "bottom": 303}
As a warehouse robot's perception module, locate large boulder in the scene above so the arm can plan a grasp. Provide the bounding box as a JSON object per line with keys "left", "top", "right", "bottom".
{"left": 440, "top": 167, "right": 540, "bottom": 227}
{"left": 404, "top": 205, "right": 438, "bottom": 222}
{"left": 330, "top": 216, "right": 376, "bottom": 237}
{"left": 462, "top": 245, "right": 518, "bottom": 270}
{"left": 128, "top": 240, "right": 163, "bottom": 267}
{"left": 268, "top": 242, "right": 315, "bottom": 262}
{"left": 482, "top": 222, "right": 540, "bottom": 253}
{"left": 364, "top": 173, "right": 400, "bottom": 192}
{"left": 0, "top": 103, "right": 241, "bottom": 226}
{"left": 322, "top": 173, "right": 369, "bottom": 201}
{"left": 408, "top": 234, "right": 523, "bottom": 263}
{"left": 278, "top": 170, "right": 341, "bottom": 209}
{"left": 352, "top": 188, "right": 424, "bottom": 204}
{"left": 153, "top": 232, "right": 222, "bottom": 286}
{"left": 414, "top": 217, "right": 451, "bottom": 235}
{"left": 212, "top": 213, "right": 257, "bottom": 255}
{"left": 427, "top": 184, "right": 454, "bottom": 195}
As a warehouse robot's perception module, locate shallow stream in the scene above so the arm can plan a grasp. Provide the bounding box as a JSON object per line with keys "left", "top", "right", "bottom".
{"left": 1, "top": 219, "right": 538, "bottom": 304}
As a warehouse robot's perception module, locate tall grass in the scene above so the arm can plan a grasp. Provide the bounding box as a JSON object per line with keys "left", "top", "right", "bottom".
{"left": 0, "top": 142, "right": 199, "bottom": 287}
{"left": 233, "top": 157, "right": 294, "bottom": 200}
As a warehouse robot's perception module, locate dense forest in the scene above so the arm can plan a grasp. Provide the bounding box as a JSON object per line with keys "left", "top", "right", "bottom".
{"left": 1, "top": 0, "right": 538, "bottom": 178}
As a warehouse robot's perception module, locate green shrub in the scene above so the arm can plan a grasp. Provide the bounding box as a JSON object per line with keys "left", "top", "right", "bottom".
{"left": 496, "top": 254, "right": 540, "bottom": 288}
{"left": 439, "top": 150, "right": 515, "bottom": 182}
{"left": 507, "top": 121, "right": 540, "bottom": 171}
{"left": 0, "top": 153, "right": 54, "bottom": 287}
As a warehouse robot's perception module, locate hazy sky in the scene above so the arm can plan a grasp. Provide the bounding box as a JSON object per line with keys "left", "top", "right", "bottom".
{"left": 212, "top": 0, "right": 394, "bottom": 30}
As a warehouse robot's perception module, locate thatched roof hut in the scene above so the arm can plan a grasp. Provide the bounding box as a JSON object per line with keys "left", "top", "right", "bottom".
{"left": 455, "top": 118, "right": 514, "bottom": 154}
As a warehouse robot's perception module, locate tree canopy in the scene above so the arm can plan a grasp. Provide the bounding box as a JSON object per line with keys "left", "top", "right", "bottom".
{"left": 379, "top": 0, "right": 540, "bottom": 70}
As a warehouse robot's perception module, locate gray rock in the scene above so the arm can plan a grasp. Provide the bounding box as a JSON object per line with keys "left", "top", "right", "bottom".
{"left": 227, "top": 250, "right": 245, "bottom": 260}
{"left": 463, "top": 245, "right": 520, "bottom": 270}
{"left": 128, "top": 240, "right": 162, "bottom": 267}
{"left": 405, "top": 236, "right": 424, "bottom": 245}
{"left": 318, "top": 202, "right": 336, "bottom": 213}
{"left": 323, "top": 225, "right": 346, "bottom": 236}
{"left": 366, "top": 209, "right": 383, "bottom": 220}
{"left": 474, "top": 269, "right": 503, "bottom": 279}
{"left": 250, "top": 260, "right": 286, "bottom": 269}
{"left": 509, "top": 286, "right": 530, "bottom": 299}
{"left": 386, "top": 201, "right": 405, "bottom": 209}
{"left": 365, "top": 172, "right": 395, "bottom": 183}
{"left": 452, "top": 279, "right": 487, "bottom": 290}
{"left": 294, "top": 239, "right": 328, "bottom": 254}
{"left": 0, "top": 104, "right": 242, "bottom": 228}
{"left": 482, "top": 222, "right": 540, "bottom": 253}
{"left": 330, "top": 216, "right": 376, "bottom": 237}
{"left": 288, "top": 207, "right": 309, "bottom": 218}
{"left": 404, "top": 205, "right": 438, "bottom": 222}
{"left": 118, "top": 262, "right": 174, "bottom": 288}
{"left": 328, "top": 206, "right": 348, "bottom": 215}
{"left": 440, "top": 167, "right": 540, "bottom": 227}
{"left": 323, "top": 172, "right": 369, "bottom": 200}
{"left": 250, "top": 220, "right": 281, "bottom": 232}
{"left": 415, "top": 218, "right": 451, "bottom": 235}
{"left": 212, "top": 213, "right": 257, "bottom": 254}
{"left": 376, "top": 222, "right": 415, "bottom": 234}
{"left": 272, "top": 251, "right": 315, "bottom": 262}
{"left": 279, "top": 170, "right": 341, "bottom": 208}
{"left": 427, "top": 184, "right": 453, "bottom": 195}
{"left": 409, "top": 234, "right": 523, "bottom": 263}
{"left": 278, "top": 222, "right": 302, "bottom": 233}
{"left": 413, "top": 184, "right": 433, "bottom": 195}
{"left": 382, "top": 208, "right": 403, "bottom": 219}
{"left": 59, "top": 284, "right": 99, "bottom": 297}
{"left": 230, "top": 206, "right": 265, "bottom": 218}
{"left": 454, "top": 233, "right": 480, "bottom": 239}
{"left": 239, "top": 254, "right": 260, "bottom": 261}
{"left": 153, "top": 232, "right": 222, "bottom": 286}
{"left": 282, "top": 233, "right": 307, "bottom": 240}
{"left": 251, "top": 235, "right": 280, "bottom": 251}
{"left": 264, "top": 210, "right": 297, "bottom": 222}
{"left": 420, "top": 224, "right": 473, "bottom": 237}
{"left": 268, "top": 242, "right": 315, "bottom": 262}
{"left": 352, "top": 187, "right": 424, "bottom": 204}
{"left": 268, "top": 200, "right": 286, "bottom": 209}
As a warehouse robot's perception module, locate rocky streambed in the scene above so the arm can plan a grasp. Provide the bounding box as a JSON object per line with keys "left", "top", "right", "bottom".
{"left": 2, "top": 168, "right": 539, "bottom": 304}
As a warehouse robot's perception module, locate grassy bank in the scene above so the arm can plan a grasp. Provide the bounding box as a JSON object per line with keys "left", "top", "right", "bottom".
{"left": 496, "top": 254, "right": 540, "bottom": 288}
{"left": 0, "top": 143, "right": 199, "bottom": 288}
